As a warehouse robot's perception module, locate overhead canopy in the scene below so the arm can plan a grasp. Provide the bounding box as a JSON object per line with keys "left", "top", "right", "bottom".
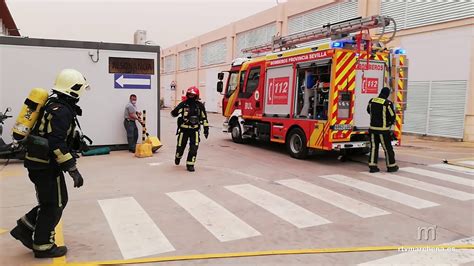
{"left": 0, "top": 0, "right": 20, "bottom": 36}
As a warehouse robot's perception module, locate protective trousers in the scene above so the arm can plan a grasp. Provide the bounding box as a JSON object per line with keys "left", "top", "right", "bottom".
{"left": 175, "top": 129, "right": 200, "bottom": 166}
{"left": 368, "top": 130, "right": 397, "bottom": 168}
{"left": 19, "top": 166, "right": 68, "bottom": 251}
{"left": 124, "top": 119, "right": 138, "bottom": 151}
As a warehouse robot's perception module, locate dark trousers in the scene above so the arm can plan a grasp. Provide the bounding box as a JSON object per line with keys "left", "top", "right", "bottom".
{"left": 20, "top": 167, "right": 68, "bottom": 251}
{"left": 124, "top": 119, "right": 138, "bottom": 151}
{"left": 175, "top": 129, "right": 200, "bottom": 166}
{"left": 368, "top": 130, "right": 397, "bottom": 169}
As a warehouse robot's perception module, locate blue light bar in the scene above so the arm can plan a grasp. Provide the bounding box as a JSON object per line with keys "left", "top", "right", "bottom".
{"left": 331, "top": 41, "right": 343, "bottom": 48}
{"left": 394, "top": 48, "right": 406, "bottom": 54}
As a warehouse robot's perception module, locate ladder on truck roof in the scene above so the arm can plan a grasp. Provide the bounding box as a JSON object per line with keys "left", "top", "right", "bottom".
{"left": 242, "top": 15, "right": 396, "bottom": 54}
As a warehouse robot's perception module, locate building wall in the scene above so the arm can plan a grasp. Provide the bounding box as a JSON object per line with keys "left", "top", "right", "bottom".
{"left": 161, "top": 0, "right": 474, "bottom": 141}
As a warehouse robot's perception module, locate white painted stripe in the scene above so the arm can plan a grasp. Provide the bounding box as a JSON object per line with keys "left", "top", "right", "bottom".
{"left": 358, "top": 236, "right": 474, "bottom": 265}
{"left": 460, "top": 160, "right": 474, "bottom": 166}
{"left": 366, "top": 172, "right": 474, "bottom": 201}
{"left": 225, "top": 184, "right": 331, "bottom": 228}
{"left": 401, "top": 167, "right": 474, "bottom": 187}
{"left": 148, "top": 162, "right": 163, "bottom": 166}
{"left": 277, "top": 179, "right": 390, "bottom": 218}
{"left": 320, "top": 175, "right": 438, "bottom": 209}
{"left": 98, "top": 197, "right": 175, "bottom": 259}
{"left": 167, "top": 190, "right": 260, "bottom": 242}
{"left": 430, "top": 163, "right": 474, "bottom": 175}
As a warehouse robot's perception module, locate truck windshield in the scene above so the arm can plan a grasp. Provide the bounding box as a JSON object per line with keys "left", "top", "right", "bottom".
{"left": 225, "top": 72, "right": 239, "bottom": 98}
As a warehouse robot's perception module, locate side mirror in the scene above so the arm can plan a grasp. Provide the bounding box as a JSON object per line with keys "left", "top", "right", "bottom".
{"left": 217, "top": 81, "right": 223, "bottom": 93}
{"left": 217, "top": 72, "right": 224, "bottom": 81}
{"left": 5, "top": 107, "right": 11, "bottom": 113}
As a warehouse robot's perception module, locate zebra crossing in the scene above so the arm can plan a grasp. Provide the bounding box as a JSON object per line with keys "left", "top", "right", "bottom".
{"left": 98, "top": 163, "right": 474, "bottom": 260}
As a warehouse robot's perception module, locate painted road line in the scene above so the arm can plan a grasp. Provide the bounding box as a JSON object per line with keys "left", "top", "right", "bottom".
{"left": 277, "top": 179, "right": 389, "bottom": 218}
{"left": 148, "top": 162, "right": 163, "bottom": 166}
{"left": 358, "top": 236, "right": 474, "bottom": 265}
{"left": 365, "top": 172, "right": 474, "bottom": 201}
{"left": 460, "top": 160, "right": 474, "bottom": 166}
{"left": 430, "top": 163, "right": 474, "bottom": 175}
{"left": 53, "top": 221, "right": 66, "bottom": 264}
{"left": 225, "top": 184, "right": 331, "bottom": 228}
{"left": 167, "top": 190, "right": 261, "bottom": 242}
{"left": 98, "top": 197, "right": 175, "bottom": 259}
{"left": 401, "top": 167, "right": 474, "bottom": 187}
{"left": 320, "top": 175, "right": 439, "bottom": 209}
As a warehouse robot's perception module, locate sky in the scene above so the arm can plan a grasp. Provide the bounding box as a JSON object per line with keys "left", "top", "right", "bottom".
{"left": 6, "top": 0, "right": 279, "bottom": 49}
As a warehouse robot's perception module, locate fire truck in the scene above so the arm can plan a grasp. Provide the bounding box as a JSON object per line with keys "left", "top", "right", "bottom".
{"left": 216, "top": 15, "right": 408, "bottom": 159}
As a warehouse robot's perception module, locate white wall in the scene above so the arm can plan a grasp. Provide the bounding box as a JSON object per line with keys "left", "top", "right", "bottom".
{"left": 400, "top": 26, "right": 472, "bottom": 81}
{"left": 0, "top": 44, "right": 158, "bottom": 146}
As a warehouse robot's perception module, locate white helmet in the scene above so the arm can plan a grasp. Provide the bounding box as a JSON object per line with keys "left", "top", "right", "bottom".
{"left": 53, "top": 69, "right": 90, "bottom": 99}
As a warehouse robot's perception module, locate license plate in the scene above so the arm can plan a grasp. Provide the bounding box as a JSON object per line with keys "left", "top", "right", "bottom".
{"left": 334, "top": 124, "right": 352, "bottom": 131}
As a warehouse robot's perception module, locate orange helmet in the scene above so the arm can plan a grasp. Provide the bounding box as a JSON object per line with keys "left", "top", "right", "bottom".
{"left": 186, "top": 86, "right": 200, "bottom": 98}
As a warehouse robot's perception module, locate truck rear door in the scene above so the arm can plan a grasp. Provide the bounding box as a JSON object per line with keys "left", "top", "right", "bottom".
{"left": 353, "top": 60, "right": 385, "bottom": 130}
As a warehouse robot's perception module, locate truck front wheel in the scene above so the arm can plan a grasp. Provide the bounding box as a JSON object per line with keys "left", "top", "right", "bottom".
{"left": 230, "top": 122, "right": 244, "bottom": 143}
{"left": 286, "top": 128, "right": 308, "bottom": 159}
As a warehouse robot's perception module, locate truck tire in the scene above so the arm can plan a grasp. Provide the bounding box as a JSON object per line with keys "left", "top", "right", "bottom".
{"left": 230, "top": 122, "right": 244, "bottom": 144}
{"left": 286, "top": 128, "right": 308, "bottom": 159}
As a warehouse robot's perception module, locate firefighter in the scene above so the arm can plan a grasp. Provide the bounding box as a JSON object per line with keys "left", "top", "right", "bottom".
{"left": 171, "top": 86, "right": 209, "bottom": 172}
{"left": 367, "top": 86, "right": 398, "bottom": 173}
{"left": 10, "top": 69, "right": 89, "bottom": 258}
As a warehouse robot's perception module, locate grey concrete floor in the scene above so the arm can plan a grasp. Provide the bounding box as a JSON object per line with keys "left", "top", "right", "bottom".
{"left": 0, "top": 111, "right": 473, "bottom": 266}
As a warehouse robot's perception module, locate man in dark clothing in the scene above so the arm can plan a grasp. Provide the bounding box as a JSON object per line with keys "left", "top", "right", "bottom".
{"left": 367, "top": 86, "right": 398, "bottom": 173}
{"left": 10, "top": 69, "right": 88, "bottom": 258}
{"left": 171, "top": 86, "right": 209, "bottom": 172}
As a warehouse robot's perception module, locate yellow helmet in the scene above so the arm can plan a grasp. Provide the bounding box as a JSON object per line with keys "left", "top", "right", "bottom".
{"left": 53, "top": 69, "right": 90, "bottom": 99}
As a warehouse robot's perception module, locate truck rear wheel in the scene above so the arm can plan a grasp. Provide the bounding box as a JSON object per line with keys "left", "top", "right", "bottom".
{"left": 286, "top": 128, "right": 308, "bottom": 159}
{"left": 230, "top": 122, "right": 244, "bottom": 143}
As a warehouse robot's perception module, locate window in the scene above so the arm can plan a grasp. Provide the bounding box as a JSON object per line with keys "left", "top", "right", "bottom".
{"left": 240, "top": 67, "right": 260, "bottom": 98}
{"left": 164, "top": 55, "right": 176, "bottom": 73}
{"left": 380, "top": 0, "right": 473, "bottom": 32}
{"left": 287, "top": 0, "right": 358, "bottom": 47}
{"left": 225, "top": 72, "right": 239, "bottom": 98}
{"left": 237, "top": 70, "right": 247, "bottom": 98}
{"left": 179, "top": 48, "right": 197, "bottom": 71}
{"left": 236, "top": 24, "right": 276, "bottom": 57}
{"left": 202, "top": 39, "right": 227, "bottom": 66}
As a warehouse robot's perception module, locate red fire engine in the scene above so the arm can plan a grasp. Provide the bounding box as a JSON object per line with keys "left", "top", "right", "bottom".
{"left": 217, "top": 16, "right": 408, "bottom": 159}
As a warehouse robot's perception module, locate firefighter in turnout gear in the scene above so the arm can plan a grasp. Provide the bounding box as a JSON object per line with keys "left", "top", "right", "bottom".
{"left": 367, "top": 87, "right": 398, "bottom": 173}
{"left": 171, "top": 86, "right": 209, "bottom": 172}
{"left": 10, "top": 69, "right": 89, "bottom": 258}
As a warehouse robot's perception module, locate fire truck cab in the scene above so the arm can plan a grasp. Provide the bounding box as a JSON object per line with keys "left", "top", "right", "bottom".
{"left": 217, "top": 16, "right": 408, "bottom": 159}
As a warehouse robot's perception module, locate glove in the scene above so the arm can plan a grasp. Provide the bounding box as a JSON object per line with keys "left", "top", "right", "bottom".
{"left": 204, "top": 127, "right": 209, "bottom": 139}
{"left": 68, "top": 167, "right": 84, "bottom": 188}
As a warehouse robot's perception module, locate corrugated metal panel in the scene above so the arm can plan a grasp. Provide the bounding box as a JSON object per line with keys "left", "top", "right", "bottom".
{"left": 427, "top": 80, "right": 467, "bottom": 139}
{"left": 202, "top": 38, "right": 226, "bottom": 66}
{"left": 381, "top": 0, "right": 473, "bottom": 32}
{"left": 164, "top": 55, "right": 176, "bottom": 73}
{"left": 179, "top": 48, "right": 197, "bottom": 71}
{"left": 287, "top": 0, "right": 358, "bottom": 47}
{"left": 404, "top": 81, "right": 429, "bottom": 134}
{"left": 235, "top": 23, "right": 276, "bottom": 57}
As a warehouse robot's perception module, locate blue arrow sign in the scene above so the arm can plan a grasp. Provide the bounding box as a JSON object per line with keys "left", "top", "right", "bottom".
{"left": 114, "top": 74, "right": 151, "bottom": 89}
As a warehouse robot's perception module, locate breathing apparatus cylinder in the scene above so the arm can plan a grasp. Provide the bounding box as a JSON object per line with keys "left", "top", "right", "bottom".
{"left": 12, "top": 88, "right": 49, "bottom": 141}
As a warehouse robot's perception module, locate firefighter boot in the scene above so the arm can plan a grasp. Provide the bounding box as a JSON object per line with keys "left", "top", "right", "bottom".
{"left": 387, "top": 165, "right": 399, "bottom": 173}
{"left": 369, "top": 166, "right": 380, "bottom": 173}
{"left": 175, "top": 157, "right": 180, "bottom": 165}
{"left": 186, "top": 165, "right": 195, "bottom": 172}
{"left": 34, "top": 245, "right": 68, "bottom": 258}
{"left": 10, "top": 220, "right": 33, "bottom": 249}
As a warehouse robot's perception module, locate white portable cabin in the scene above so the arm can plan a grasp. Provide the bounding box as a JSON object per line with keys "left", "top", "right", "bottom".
{"left": 0, "top": 37, "right": 161, "bottom": 148}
